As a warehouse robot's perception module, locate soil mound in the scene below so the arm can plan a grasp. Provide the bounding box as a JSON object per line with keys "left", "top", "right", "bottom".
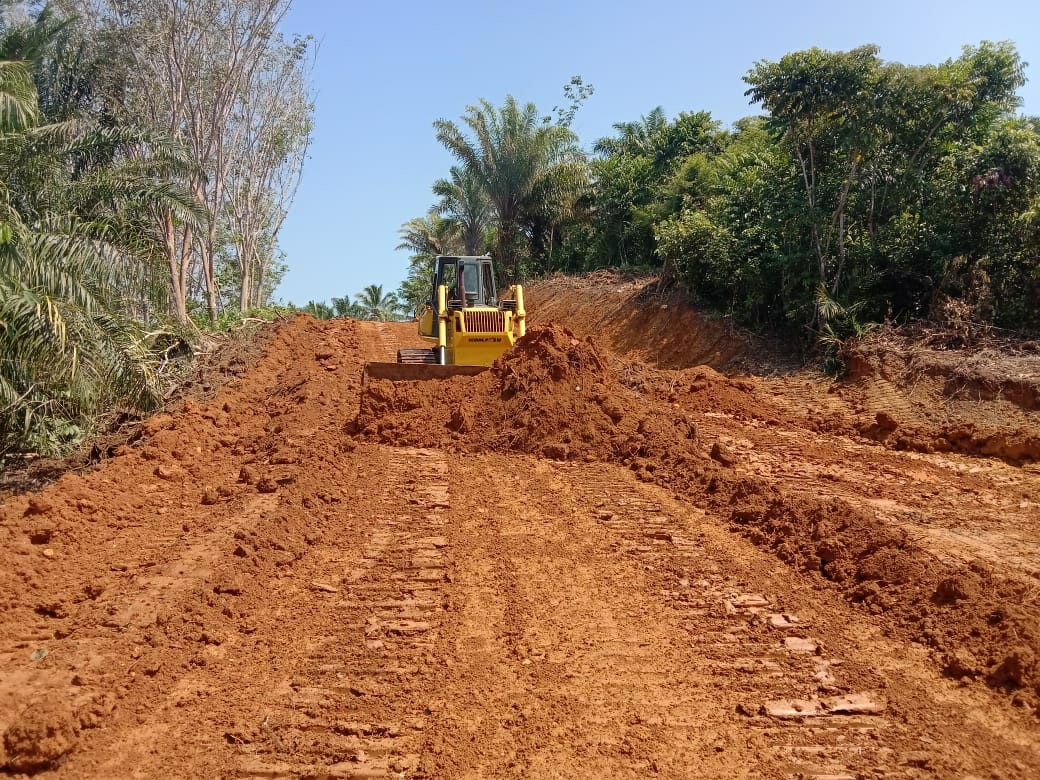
{"left": 524, "top": 272, "right": 758, "bottom": 370}
{"left": 2, "top": 700, "right": 77, "bottom": 772}
{"left": 357, "top": 325, "right": 704, "bottom": 475}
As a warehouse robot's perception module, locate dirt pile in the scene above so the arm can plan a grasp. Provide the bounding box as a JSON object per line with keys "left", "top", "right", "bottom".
{"left": 845, "top": 330, "right": 1040, "bottom": 463}
{"left": 524, "top": 271, "right": 758, "bottom": 370}
{"left": 357, "top": 325, "right": 705, "bottom": 476}
{"left": 715, "top": 478, "right": 1040, "bottom": 704}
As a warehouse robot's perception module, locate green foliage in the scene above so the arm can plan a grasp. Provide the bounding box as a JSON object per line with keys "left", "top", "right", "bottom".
{"left": 354, "top": 284, "right": 402, "bottom": 321}
{"left": 301, "top": 300, "right": 333, "bottom": 320}
{"left": 405, "top": 46, "right": 1040, "bottom": 348}
{"left": 197, "top": 303, "right": 294, "bottom": 331}
{"left": 300, "top": 286, "right": 402, "bottom": 323}
{"left": 434, "top": 95, "right": 588, "bottom": 280}
{"left": 570, "top": 108, "right": 722, "bottom": 272}
{"left": 0, "top": 8, "right": 196, "bottom": 457}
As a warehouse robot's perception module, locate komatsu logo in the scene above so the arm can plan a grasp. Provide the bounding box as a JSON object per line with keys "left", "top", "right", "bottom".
{"left": 468, "top": 337, "right": 503, "bottom": 343}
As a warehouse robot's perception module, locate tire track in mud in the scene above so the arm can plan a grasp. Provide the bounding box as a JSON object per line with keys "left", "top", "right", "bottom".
{"left": 236, "top": 447, "right": 453, "bottom": 779}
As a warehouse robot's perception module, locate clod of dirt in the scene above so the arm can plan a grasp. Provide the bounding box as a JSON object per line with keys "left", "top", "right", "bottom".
{"left": 154, "top": 463, "right": 185, "bottom": 482}
{"left": 875, "top": 411, "right": 899, "bottom": 432}
{"left": 710, "top": 441, "right": 738, "bottom": 466}
{"left": 989, "top": 647, "right": 1036, "bottom": 689}
{"left": 23, "top": 497, "right": 53, "bottom": 516}
{"left": 933, "top": 576, "right": 977, "bottom": 605}
{"left": 944, "top": 648, "right": 981, "bottom": 679}
{"left": 256, "top": 478, "right": 279, "bottom": 494}
{"left": 2, "top": 700, "right": 78, "bottom": 772}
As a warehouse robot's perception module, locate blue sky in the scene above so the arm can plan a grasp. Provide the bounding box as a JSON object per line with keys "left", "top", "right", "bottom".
{"left": 275, "top": 0, "right": 1040, "bottom": 306}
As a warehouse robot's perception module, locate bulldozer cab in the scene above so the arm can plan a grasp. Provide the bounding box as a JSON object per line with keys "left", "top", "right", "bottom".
{"left": 420, "top": 256, "right": 497, "bottom": 337}
{"left": 437, "top": 256, "right": 497, "bottom": 308}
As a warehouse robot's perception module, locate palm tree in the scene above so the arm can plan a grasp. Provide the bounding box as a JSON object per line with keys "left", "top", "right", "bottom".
{"left": 396, "top": 209, "right": 463, "bottom": 260}
{"left": 593, "top": 107, "right": 669, "bottom": 157}
{"left": 432, "top": 165, "right": 490, "bottom": 255}
{"left": 330, "top": 295, "right": 366, "bottom": 319}
{"left": 434, "top": 96, "right": 587, "bottom": 281}
{"left": 0, "top": 39, "right": 202, "bottom": 455}
{"left": 355, "top": 284, "right": 400, "bottom": 321}
{"left": 396, "top": 209, "right": 464, "bottom": 315}
{"left": 302, "top": 300, "right": 333, "bottom": 319}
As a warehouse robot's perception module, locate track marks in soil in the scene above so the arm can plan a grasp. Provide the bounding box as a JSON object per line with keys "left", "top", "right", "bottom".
{"left": 546, "top": 460, "right": 1040, "bottom": 779}
{"left": 236, "top": 447, "right": 453, "bottom": 778}
{"left": 553, "top": 463, "right": 906, "bottom": 780}
{"left": 694, "top": 411, "right": 1040, "bottom": 583}
{"left": 420, "top": 458, "right": 738, "bottom": 778}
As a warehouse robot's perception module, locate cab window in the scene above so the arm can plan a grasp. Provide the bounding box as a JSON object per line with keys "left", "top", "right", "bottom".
{"left": 462, "top": 263, "right": 480, "bottom": 302}
{"left": 482, "top": 264, "right": 497, "bottom": 304}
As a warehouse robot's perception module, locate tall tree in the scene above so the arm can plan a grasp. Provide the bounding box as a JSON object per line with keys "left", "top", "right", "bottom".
{"left": 744, "top": 42, "right": 1026, "bottom": 323}
{"left": 223, "top": 31, "right": 313, "bottom": 312}
{"left": 434, "top": 96, "right": 587, "bottom": 280}
{"left": 0, "top": 15, "right": 202, "bottom": 454}
{"left": 395, "top": 209, "right": 463, "bottom": 315}
{"left": 86, "top": 0, "right": 303, "bottom": 325}
{"left": 432, "top": 165, "right": 490, "bottom": 255}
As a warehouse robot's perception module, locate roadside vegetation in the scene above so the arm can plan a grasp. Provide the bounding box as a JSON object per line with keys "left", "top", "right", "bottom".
{"left": 0, "top": 0, "right": 312, "bottom": 458}
{"left": 402, "top": 45, "right": 1039, "bottom": 351}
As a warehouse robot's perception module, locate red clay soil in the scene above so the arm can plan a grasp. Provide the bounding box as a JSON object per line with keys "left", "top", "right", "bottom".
{"left": 843, "top": 329, "right": 1040, "bottom": 462}
{"left": 1, "top": 286, "right": 1040, "bottom": 778}
{"left": 358, "top": 324, "right": 1040, "bottom": 713}
{"left": 524, "top": 272, "right": 755, "bottom": 370}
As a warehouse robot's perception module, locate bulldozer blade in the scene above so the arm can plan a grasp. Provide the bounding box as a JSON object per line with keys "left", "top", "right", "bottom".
{"left": 362, "top": 361, "right": 488, "bottom": 385}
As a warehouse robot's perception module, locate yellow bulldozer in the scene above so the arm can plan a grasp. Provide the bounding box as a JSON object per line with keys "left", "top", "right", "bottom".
{"left": 363, "top": 255, "right": 525, "bottom": 382}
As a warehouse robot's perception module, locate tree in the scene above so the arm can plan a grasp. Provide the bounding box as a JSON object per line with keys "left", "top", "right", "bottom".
{"left": 544, "top": 75, "right": 594, "bottom": 128}
{"left": 434, "top": 96, "right": 587, "bottom": 280}
{"left": 432, "top": 165, "right": 490, "bottom": 255}
{"left": 576, "top": 108, "right": 721, "bottom": 272}
{"left": 82, "top": 0, "right": 304, "bottom": 325}
{"left": 0, "top": 13, "right": 202, "bottom": 455}
{"left": 395, "top": 209, "right": 463, "bottom": 315}
{"left": 301, "top": 299, "right": 331, "bottom": 319}
{"left": 743, "top": 42, "right": 1026, "bottom": 325}
{"left": 354, "top": 283, "right": 400, "bottom": 321}
{"left": 330, "top": 294, "right": 364, "bottom": 318}
{"left": 223, "top": 31, "right": 313, "bottom": 313}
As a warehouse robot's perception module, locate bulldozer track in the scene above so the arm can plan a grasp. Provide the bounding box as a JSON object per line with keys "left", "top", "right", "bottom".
{"left": 550, "top": 464, "right": 910, "bottom": 779}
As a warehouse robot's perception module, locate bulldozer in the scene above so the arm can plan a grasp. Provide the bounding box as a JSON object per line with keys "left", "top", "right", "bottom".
{"left": 362, "top": 255, "right": 525, "bottom": 382}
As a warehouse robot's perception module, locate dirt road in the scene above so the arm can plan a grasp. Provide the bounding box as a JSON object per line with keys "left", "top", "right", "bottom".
{"left": 2, "top": 298, "right": 1039, "bottom": 777}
